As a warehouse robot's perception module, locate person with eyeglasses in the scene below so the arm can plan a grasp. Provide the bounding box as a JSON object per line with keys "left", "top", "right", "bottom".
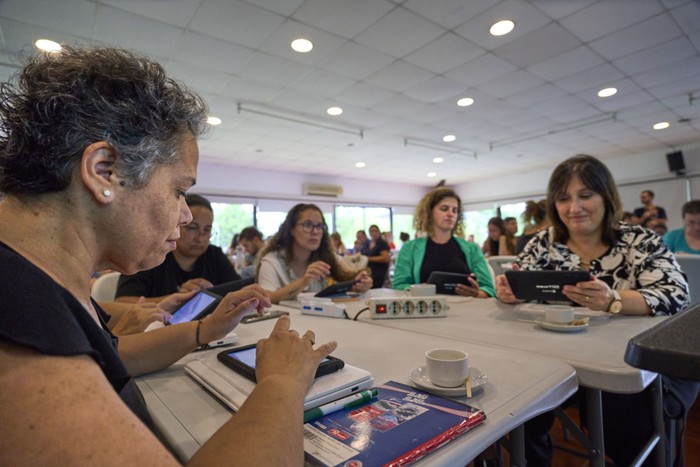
{"left": 664, "top": 200, "right": 700, "bottom": 254}
{"left": 116, "top": 194, "right": 240, "bottom": 302}
{"left": 256, "top": 203, "right": 372, "bottom": 304}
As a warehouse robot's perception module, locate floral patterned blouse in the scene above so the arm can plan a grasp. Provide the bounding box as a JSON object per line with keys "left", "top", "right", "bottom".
{"left": 515, "top": 223, "right": 689, "bottom": 315}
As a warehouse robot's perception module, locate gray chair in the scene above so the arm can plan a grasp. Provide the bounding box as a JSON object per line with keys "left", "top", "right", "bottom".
{"left": 487, "top": 255, "right": 517, "bottom": 276}
{"left": 676, "top": 254, "right": 700, "bottom": 307}
{"left": 91, "top": 271, "right": 120, "bottom": 302}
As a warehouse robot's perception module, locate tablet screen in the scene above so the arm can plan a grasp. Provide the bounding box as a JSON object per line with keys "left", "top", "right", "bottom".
{"left": 169, "top": 291, "right": 218, "bottom": 325}
{"left": 224, "top": 347, "right": 329, "bottom": 370}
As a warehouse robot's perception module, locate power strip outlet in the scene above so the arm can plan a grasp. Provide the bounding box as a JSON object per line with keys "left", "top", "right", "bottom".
{"left": 367, "top": 297, "right": 448, "bottom": 319}
{"left": 300, "top": 299, "right": 347, "bottom": 318}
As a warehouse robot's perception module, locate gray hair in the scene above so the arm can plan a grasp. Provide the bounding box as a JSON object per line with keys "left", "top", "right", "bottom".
{"left": 0, "top": 46, "right": 209, "bottom": 194}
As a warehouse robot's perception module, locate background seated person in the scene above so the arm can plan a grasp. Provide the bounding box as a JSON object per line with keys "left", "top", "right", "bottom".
{"left": 365, "top": 224, "right": 391, "bottom": 288}
{"left": 354, "top": 229, "right": 370, "bottom": 254}
{"left": 256, "top": 204, "right": 372, "bottom": 304}
{"left": 495, "top": 154, "right": 693, "bottom": 466}
{"left": 393, "top": 187, "right": 494, "bottom": 298}
{"left": 664, "top": 200, "right": 700, "bottom": 254}
{"left": 238, "top": 226, "right": 266, "bottom": 279}
{"left": 330, "top": 231, "right": 348, "bottom": 256}
{"left": 0, "top": 46, "right": 333, "bottom": 465}
{"left": 481, "top": 216, "right": 515, "bottom": 257}
{"left": 631, "top": 189, "right": 667, "bottom": 227}
{"left": 116, "top": 193, "right": 239, "bottom": 302}
{"left": 515, "top": 199, "right": 549, "bottom": 254}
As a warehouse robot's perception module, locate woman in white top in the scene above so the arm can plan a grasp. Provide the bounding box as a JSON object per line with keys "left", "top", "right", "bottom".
{"left": 257, "top": 204, "right": 372, "bottom": 304}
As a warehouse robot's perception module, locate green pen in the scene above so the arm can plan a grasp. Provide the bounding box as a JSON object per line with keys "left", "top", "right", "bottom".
{"left": 303, "top": 389, "right": 378, "bottom": 423}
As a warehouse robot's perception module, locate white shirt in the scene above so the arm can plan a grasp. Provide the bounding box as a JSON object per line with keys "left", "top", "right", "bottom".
{"left": 258, "top": 251, "right": 325, "bottom": 294}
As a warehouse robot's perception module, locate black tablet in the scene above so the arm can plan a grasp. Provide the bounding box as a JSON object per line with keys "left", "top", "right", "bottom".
{"left": 217, "top": 344, "right": 345, "bottom": 382}
{"left": 208, "top": 277, "right": 254, "bottom": 296}
{"left": 505, "top": 270, "right": 591, "bottom": 302}
{"left": 315, "top": 279, "right": 358, "bottom": 298}
{"left": 168, "top": 289, "right": 221, "bottom": 325}
{"left": 426, "top": 271, "right": 471, "bottom": 295}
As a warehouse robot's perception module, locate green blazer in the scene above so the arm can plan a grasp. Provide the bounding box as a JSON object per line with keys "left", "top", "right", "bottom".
{"left": 392, "top": 236, "right": 495, "bottom": 297}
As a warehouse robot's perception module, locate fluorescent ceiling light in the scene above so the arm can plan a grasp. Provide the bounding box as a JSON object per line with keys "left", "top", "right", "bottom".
{"left": 442, "top": 135, "right": 456, "bottom": 142}
{"left": 490, "top": 20, "right": 515, "bottom": 36}
{"left": 433, "top": 157, "right": 444, "bottom": 164}
{"left": 207, "top": 116, "right": 222, "bottom": 126}
{"left": 291, "top": 38, "right": 313, "bottom": 53}
{"left": 598, "top": 87, "right": 617, "bottom": 98}
{"left": 653, "top": 122, "right": 670, "bottom": 130}
{"left": 427, "top": 172, "right": 437, "bottom": 178}
{"left": 457, "top": 97, "right": 474, "bottom": 107}
{"left": 34, "top": 39, "right": 62, "bottom": 53}
{"left": 355, "top": 161, "right": 366, "bottom": 168}
{"left": 327, "top": 106, "right": 343, "bottom": 116}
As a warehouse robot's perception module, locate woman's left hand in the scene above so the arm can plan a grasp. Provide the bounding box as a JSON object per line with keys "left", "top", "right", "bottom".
{"left": 351, "top": 271, "right": 372, "bottom": 293}
{"left": 454, "top": 274, "right": 482, "bottom": 297}
{"left": 563, "top": 276, "right": 613, "bottom": 311}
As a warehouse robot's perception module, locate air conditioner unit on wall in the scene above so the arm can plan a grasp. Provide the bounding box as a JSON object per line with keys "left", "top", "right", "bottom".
{"left": 303, "top": 183, "right": 343, "bottom": 197}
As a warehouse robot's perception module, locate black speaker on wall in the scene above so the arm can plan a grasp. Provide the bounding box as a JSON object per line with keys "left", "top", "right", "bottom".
{"left": 666, "top": 150, "right": 686, "bottom": 176}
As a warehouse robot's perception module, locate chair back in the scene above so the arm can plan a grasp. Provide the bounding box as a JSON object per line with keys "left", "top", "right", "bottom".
{"left": 676, "top": 254, "right": 700, "bottom": 307}
{"left": 91, "top": 271, "right": 121, "bottom": 302}
{"left": 488, "top": 255, "right": 517, "bottom": 276}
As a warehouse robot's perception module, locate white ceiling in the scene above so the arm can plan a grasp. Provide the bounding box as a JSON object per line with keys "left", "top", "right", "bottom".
{"left": 1, "top": 0, "right": 699, "bottom": 186}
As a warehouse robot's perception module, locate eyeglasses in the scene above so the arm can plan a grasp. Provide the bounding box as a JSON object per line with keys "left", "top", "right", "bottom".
{"left": 297, "top": 221, "right": 327, "bottom": 233}
{"left": 182, "top": 224, "right": 215, "bottom": 239}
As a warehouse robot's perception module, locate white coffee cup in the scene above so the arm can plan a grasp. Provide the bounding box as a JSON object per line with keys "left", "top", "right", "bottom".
{"left": 425, "top": 348, "right": 470, "bottom": 388}
{"left": 545, "top": 305, "right": 574, "bottom": 324}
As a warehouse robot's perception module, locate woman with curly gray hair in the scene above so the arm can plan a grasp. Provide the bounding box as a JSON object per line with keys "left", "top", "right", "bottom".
{"left": 0, "top": 46, "right": 335, "bottom": 465}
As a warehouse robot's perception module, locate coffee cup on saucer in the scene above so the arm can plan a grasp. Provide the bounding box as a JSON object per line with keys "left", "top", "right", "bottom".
{"left": 545, "top": 305, "right": 574, "bottom": 324}
{"left": 425, "top": 348, "right": 470, "bottom": 388}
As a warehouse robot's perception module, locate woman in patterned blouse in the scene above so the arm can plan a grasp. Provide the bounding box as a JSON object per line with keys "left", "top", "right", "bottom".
{"left": 496, "top": 154, "right": 688, "bottom": 315}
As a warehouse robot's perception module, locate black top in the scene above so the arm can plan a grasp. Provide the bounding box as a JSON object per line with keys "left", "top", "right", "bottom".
{"left": 632, "top": 206, "right": 667, "bottom": 227}
{"left": 419, "top": 237, "right": 470, "bottom": 283}
{"left": 515, "top": 232, "right": 536, "bottom": 254}
{"left": 0, "top": 241, "right": 153, "bottom": 427}
{"left": 366, "top": 238, "right": 391, "bottom": 288}
{"left": 116, "top": 244, "right": 239, "bottom": 298}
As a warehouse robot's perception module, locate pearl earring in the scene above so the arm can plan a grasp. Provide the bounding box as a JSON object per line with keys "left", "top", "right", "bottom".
{"left": 102, "top": 189, "right": 112, "bottom": 197}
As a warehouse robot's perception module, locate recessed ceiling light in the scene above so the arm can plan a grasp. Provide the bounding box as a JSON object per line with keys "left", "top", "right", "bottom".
{"left": 653, "top": 122, "right": 670, "bottom": 130}
{"left": 598, "top": 87, "right": 618, "bottom": 98}
{"left": 443, "top": 135, "right": 456, "bottom": 142}
{"left": 355, "top": 161, "right": 366, "bottom": 168}
{"left": 433, "top": 157, "right": 444, "bottom": 164}
{"left": 457, "top": 97, "right": 474, "bottom": 107}
{"left": 207, "top": 116, "right": 222, "bottom": 126}
{"left": 327, "top": 106, "right": 343, "bottom": 116}
{"left": 490, "top": 20, "right": 515, "bottom": 36}
{"left": 291, "top": 38, "right": 313, "bottom": 53}
{"left": 34, "top": 39, "right": 62, "bottom": 53}
{"left": 427, "top": 172, "right": 437, "bottom": 178}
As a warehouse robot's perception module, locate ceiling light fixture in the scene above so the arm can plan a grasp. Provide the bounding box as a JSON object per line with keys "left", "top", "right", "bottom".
{"left": 34, "top": 39, "right": 62, "bottom": 53}
{"left": 490, "top": 112, "right": 617, "bottom": 150}
{"left": 442, "top": 135, "right": 456, "bottom": 142}
{"left": 327, "top": 106, "right": 343, "bottom": 116}
{"left": 355, "top": 161, "right": 366, "bottom": 168}
{"left": 653, "top": 122, "right": 670, "bottom": 130}
{"left": 598, "top": 87, "right": 617, "bottom": 98}
{"left": 457, "top": 97, "right": 474, "bottom": 107}
{"left": 404, "top": 138, "right": 477, "bottom": 159}
{"left": 291, "top": 38, "right": 313, "bottom": 53}
{"left": 433, "top": 157, "right": 444, "bottom": 164}
{"left": 237, "top": 102, "right": 363, "bottom": 138}
{"left": 207, "top": 116, "right": 222, "bottom": 126}
{"left": 427, "top": 172, "right": 437, "bottom": 178}
{"left": 490, "top": 20, "right": 515, "bottom": 36}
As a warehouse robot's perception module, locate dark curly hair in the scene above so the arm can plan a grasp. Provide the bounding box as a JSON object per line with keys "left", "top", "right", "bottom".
{"left": 0, "top": 46, "right": 209, "bottom": 194}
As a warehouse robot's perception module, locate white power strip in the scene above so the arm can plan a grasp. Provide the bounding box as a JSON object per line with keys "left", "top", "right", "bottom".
{"left": 367, "top": 297, "right": 448, "bottom": 319}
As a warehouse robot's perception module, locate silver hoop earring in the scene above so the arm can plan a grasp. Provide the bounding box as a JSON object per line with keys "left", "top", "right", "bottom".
{"left": 102, "top": 189, "right": 112, "bottom": 197}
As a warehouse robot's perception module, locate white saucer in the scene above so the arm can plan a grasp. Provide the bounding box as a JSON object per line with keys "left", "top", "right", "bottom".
{"left": 409, "top": 365, "right": 486, "bottom": 397}
{"left": 536, "top": 319, "right": 588, "bottom": 332}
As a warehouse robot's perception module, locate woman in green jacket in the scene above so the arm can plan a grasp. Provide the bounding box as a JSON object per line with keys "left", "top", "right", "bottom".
{"left": 393, "top": 187, "right": 495, "bottom": 297}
